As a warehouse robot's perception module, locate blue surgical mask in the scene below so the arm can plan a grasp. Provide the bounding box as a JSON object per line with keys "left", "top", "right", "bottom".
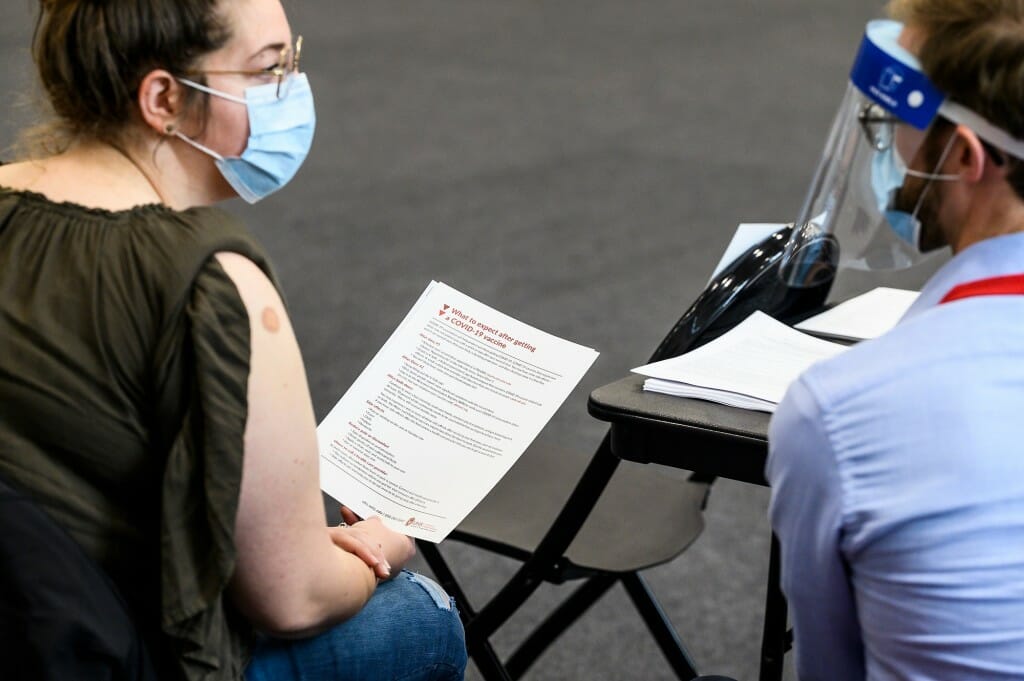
{"left": 870, "top": 145, "right": 923, "bottom": 248}
{"left": 870, "top": 138, "right": 958, "bottom": 250}
{"left": 175, "top": 74, "right": 316, "bottom": 203}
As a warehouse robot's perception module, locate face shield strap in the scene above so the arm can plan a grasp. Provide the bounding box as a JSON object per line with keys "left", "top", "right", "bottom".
{"left": 939, "top": 100, "right": 1024, "bottom": 161}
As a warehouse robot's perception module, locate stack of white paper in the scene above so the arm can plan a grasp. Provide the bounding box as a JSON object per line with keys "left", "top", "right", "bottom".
{"left": 633, "top": 312, "right": 848, "bottom": 412}
{"left": 794, "top": 287, "right": 919, "bottom": 341}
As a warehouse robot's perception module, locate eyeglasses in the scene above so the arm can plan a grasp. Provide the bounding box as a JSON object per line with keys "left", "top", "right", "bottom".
{"left": 858, "top": 103, "right": 898, "bottom": 152}
{"left": 185, "top": 35, "right": 303, "bottom": 99}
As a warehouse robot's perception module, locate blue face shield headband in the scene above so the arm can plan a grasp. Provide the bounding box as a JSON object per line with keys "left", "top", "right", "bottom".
{"left": 175, "top": 73, "right": 316, "bottom": 204}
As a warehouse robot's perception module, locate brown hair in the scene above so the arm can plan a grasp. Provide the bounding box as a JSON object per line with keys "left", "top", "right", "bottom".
{"left": 888, "top": 0, "right": 1024, "bottom": 195}
{"left": 26, "top": 0, "right": 231, "bottom": 154}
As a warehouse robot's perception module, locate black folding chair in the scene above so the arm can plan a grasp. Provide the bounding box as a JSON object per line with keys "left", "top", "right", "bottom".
{"left": 0, "top": 475, "right": 157, "bottom": 680}
{"left": 417, "top": 226, "right": 831, "bottom": 680}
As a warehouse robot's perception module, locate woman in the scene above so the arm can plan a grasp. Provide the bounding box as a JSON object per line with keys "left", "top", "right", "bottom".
{"left": 0, "top": 0, "right": 467, "bottom": 679}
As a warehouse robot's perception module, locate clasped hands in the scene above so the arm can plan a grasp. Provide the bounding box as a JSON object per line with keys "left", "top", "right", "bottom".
{"left": 327, "top": 505, "right": 415, "bottom": 582}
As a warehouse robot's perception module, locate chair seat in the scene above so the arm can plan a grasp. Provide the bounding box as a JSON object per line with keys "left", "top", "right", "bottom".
{"left": 455, "top": 445, "right": 708, "bottom": 573}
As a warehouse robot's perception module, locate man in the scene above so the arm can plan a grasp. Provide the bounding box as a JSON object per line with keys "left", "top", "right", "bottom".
{"left": 767, "top": 1, "right": 1024, "bottom": 679}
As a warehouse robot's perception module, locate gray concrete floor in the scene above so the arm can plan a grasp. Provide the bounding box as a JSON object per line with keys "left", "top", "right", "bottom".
{"left": 1, "top": 2, "right": 885, "bottom": 679}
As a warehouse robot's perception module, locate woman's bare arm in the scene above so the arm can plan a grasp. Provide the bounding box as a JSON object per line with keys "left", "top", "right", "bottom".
{"left": 216, "top": 252, "right": 412, "bottom": 637}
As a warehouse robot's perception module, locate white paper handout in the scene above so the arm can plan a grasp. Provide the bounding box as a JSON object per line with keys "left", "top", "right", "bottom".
{"left": 632, "top": 311, "right": 848, "bottom": 412}
{"left": 794, "top": 286, "right": 918, "bottom": 341}
{"left": 318, "top": 281, "right": 599, "bottom": 541}
{"left": 709, "top": 223, "right": 787, "bottom": 282}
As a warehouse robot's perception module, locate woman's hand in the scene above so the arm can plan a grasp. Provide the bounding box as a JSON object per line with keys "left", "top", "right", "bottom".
{"left": 327, "top": 506, "right": 416, "bottom": 581}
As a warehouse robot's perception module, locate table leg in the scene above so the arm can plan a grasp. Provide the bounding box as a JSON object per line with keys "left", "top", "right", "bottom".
{"left": 758, "top": 534, "right": 788, "bottom": 681}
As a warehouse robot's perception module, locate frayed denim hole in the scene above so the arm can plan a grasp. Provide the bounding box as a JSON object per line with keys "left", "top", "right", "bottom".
{"left": 402, "top": 570, "right": 453, "bottom": 611}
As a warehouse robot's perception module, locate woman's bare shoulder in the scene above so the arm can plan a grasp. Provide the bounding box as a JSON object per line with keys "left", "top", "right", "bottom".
{"left": 0, "top": 154, "right": 157, "bottom": 210}
{"left": 0, "top": 160, "right": 46, "bottom": 190}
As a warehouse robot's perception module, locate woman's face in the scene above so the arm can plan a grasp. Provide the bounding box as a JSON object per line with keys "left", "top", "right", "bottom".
{"left": 191, "top": 0, "right": 293, "bottom": 159}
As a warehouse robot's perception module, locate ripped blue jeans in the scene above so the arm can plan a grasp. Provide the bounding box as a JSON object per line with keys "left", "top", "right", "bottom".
{"left": 245, "top": 571, "right": 467, "bottom": 681}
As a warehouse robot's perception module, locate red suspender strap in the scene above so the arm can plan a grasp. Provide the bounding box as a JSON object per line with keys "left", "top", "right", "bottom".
{"left": 940, "top": 273, "right": 1024, "bottom": 304}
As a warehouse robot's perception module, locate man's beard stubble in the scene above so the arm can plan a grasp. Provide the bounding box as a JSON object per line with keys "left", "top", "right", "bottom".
{"left": 895, "top": 177, "right": 947, "bottom": 251}
{"left": 895, "top": 129, "right": 956, "bottom": 252}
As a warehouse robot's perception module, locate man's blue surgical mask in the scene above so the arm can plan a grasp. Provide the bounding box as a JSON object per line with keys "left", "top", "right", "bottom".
{"left": 870, "top": 136, "right": 958, "bottom": 250}
{"left": 175, "top": 74, "right": 316, "bottom": 203}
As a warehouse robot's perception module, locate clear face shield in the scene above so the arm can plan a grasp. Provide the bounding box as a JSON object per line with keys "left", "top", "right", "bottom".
{"left": 780, "top": 20, "right": 952, "bottom": 289}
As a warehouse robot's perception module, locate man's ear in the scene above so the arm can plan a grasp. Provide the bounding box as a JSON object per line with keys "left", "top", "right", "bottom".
{"left": 137, "top": 69, "right": 185, "bottom": 136}
{"left": 953, "top": 124, "right": 991, "bottom": 184}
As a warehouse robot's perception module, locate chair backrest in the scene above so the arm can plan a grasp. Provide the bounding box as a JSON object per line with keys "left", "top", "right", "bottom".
{"left": 0, "top": 475, "right": 158, "bottom": 680}
{"left": 650, "top": 225, "right": 833, "bottom": 362}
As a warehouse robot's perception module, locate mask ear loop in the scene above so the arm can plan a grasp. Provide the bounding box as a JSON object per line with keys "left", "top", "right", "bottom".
{"left": 172, "top": 129, "right": 226, "bottom": 161}
{"left": 909, "top": 129, "right": 960, "bottom": 220}
{"left": 177, "top": 77, "right": 248, "bottom": 105}
{"left": 170, "top": 78, "right": 247, "bottom": 161}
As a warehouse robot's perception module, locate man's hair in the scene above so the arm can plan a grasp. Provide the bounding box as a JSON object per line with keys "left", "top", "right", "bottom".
{"left": 888, "top": 0, "right": 1024, "bottom": 195}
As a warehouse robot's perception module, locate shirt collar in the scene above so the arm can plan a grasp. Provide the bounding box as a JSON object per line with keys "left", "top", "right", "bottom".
{"left": 903, "top": 232, "right": 1024, "bottom": 320}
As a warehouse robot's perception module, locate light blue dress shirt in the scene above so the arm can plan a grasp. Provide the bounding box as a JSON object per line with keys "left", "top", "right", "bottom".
{"left": 766, "top": 232, "right": 1024, "bottom": 681}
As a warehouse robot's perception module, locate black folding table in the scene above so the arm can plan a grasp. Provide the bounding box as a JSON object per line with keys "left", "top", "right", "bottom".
{"left": 588, "top": 373, "right": 788, "bottom": 681}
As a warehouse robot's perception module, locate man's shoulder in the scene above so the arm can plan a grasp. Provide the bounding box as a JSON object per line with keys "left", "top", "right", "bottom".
{"left": 798, "top": 325, "right": 919, "bottom": 406}
{"left": 793, "top": 297, "right": 1024, "bottom": 461}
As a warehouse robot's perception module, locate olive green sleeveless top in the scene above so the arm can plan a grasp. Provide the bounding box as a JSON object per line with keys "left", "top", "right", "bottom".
{"left": 0, "top": 187, "right": 278, "bottom": 680}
